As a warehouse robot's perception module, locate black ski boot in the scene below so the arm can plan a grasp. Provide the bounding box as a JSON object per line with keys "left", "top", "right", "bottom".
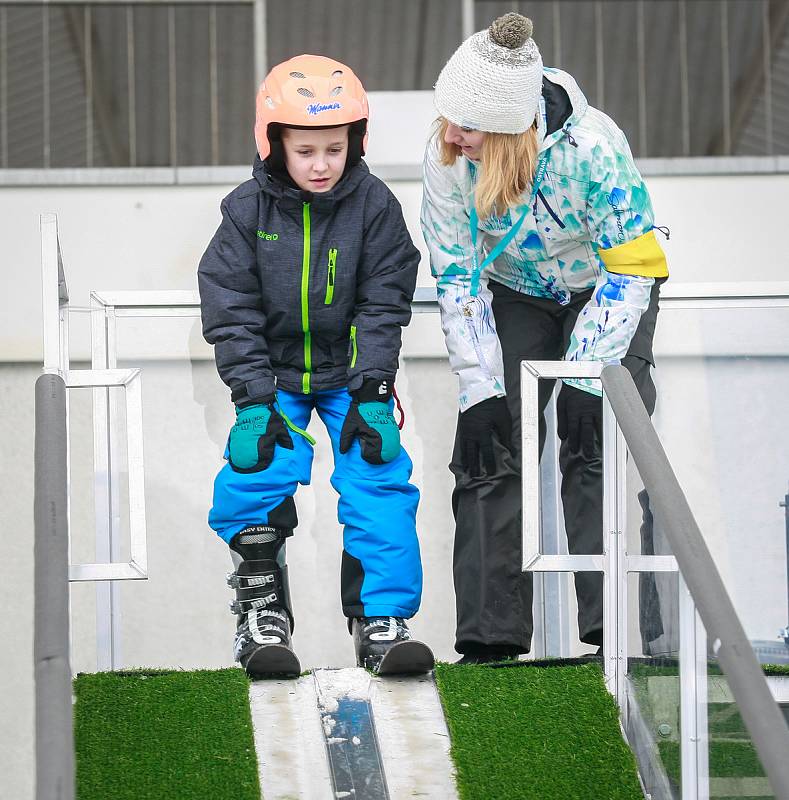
{"left": 228, "top": 525, "right": 300, "bottom": 679}
{"left": 351, "top": 616, "right": 434, "bottom": 675}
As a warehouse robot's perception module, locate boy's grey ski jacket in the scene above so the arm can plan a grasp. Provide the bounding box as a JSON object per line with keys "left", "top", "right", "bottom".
{"left": 198, "top": 159, "right": 420, "bottom": 405}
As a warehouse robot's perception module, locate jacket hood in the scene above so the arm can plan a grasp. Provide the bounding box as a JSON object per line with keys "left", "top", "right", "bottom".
{"left": 251, "top": 155, "right": 371, "bottom": 210}
{"left": 537, "top": 68, "right": 588, "bottom": 150}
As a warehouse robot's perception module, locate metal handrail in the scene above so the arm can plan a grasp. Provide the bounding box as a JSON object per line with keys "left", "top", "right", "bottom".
{"left": 34, "top": 373, "right": 74, "bottom": 800}
{"left": 601, "top": 364, "right": 789, "bottom": 799}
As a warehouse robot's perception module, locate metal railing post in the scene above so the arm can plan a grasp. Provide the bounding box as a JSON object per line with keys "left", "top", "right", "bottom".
{"left": 34, "top": 373, "right": 74, "bottom": 800}
{"left": 602, "top": 391, "right": 629, "bottom": 707}
{"left": 780, "top": 484, "right": 789, "bottom": 646}
{"left": 679, "top": 576, "right": 710, "bottom": 800}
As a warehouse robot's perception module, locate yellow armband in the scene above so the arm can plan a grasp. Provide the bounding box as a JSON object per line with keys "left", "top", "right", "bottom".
{"left": 598, "top": 230, "right": 669, "bottom": 279}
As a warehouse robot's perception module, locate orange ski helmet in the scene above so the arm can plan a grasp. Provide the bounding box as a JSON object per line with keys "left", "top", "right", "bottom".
{"left": 254, "top": 55, "right": 370, "bottom": 160}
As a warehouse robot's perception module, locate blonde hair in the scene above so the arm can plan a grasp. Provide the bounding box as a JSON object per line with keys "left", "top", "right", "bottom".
{"left": 436, "top": 117, "right": 539, "bottom": 219}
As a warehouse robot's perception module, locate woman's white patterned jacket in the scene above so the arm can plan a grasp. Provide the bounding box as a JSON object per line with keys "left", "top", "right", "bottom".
{"left": 420, "top": 68, "right": 668, "bottom": 410}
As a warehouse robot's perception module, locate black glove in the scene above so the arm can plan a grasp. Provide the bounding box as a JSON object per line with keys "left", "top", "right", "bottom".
{"left": 458, "top": 396, "right": 512, "bottom": 478}
{"left": 556, "top": 383, "right": 602, "bottom": 459}
{"left": 339, "top": 379, "right": 400, "bottom": 465}
{"left": 228, "top": 396, "right": 294, "bottom": 473}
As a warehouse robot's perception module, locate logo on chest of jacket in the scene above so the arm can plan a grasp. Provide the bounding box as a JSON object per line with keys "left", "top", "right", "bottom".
{"left": 257, "top": 230, "right": 279, "bottom": 241}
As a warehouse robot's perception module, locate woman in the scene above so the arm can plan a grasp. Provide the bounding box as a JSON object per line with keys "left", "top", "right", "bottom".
{"left": 420, "top": 13, "right": 667, "bottom": 662}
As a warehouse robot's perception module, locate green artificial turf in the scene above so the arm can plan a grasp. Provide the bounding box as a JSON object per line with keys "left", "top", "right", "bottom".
{"left": 73, "top": 668, "right": 259, "bottom": 800}
{"left": 435, "top": 661, "right": 643, "bottom": 800}
{"left": 628, "top": 660, "right": 789, "bottom": 678}
{"left": 762, "top": 663, "right": 789, "bottom": 676}
{"left": 627, "top": 661, "right": 776, "bottom": 790}
{"left": 658, "top": 739, "right": 765, "bottom": 779}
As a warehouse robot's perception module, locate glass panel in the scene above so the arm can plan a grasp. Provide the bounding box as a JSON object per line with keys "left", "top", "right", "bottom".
{"left": 68, "top": 380, "right": 131, "bottom": 674}
{"left": 704, "top": 655, "right": 776, "bottom": 800}
{"left": 49, "top": 6, "right": 88, "bottom": 168}
{"left": 687, "top": 0, "right": 726, "bottom": 156}
{"left": 643, "top": 0, "right": 683, "bottom": 158}
{"left": 266, "top": 0, "right": 461, "bottom": 91}
{"left": 175, "top": 5, "right": 211, "bottom": 167}
{"left": 475, "top": 1, "right": 558, "bottom": 67}
{"left": 216, "top": 5, "right": 254, "bottom": 165}
{"left": 6, "top": 6, "right": 44, "bottom": 168}
{"left": 133, "top": 5, "right": 171, "bottom": 166}
{"left": 624, "top": 300, "right": 788, "bottom": 799}
{"left": 625, "top": 571, "right": 682, "bottom": 800}
{"left": 652, "top": 303, "right": 789, "bottom": 654}
{"left": 727, "top": 0, "right": 770, "bottom": 157}
{"left": 90, "top": 5, "right": 132, "bottom": 167}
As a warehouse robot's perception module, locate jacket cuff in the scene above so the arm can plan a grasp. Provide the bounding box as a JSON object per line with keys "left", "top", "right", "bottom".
{"left": 459, "top": 377, "right": 506, "bottom": 412}
{"left": 562, "top": 377, "right": 603, "bottom": 397}
{"left": 353, "top": 378, "right": 394, "bottom": 403}
{"left": 346, "top": 370, "right": 395, "bottom": 394}
{"left": 231, "top": 377, "right": 275, "bottom": 406}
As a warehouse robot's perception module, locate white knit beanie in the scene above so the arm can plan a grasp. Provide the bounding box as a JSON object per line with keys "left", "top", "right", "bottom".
{"left": 434, "top": 13, "right": 543, "bottom": 134}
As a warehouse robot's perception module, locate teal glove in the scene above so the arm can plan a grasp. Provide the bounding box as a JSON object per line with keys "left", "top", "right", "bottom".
{"left": 228, "top": 399, "right": 294, "bottom": 473}
{"left": 339, "top": 379, "right": 400, "bottom": 464}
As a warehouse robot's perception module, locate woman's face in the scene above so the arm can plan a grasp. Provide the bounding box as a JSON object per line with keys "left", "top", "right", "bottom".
{"left": 443, "top": 121, "right": 485, "bottom": 161}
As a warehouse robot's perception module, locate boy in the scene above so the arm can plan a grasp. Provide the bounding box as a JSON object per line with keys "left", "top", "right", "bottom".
{"left": 198, "top": 55, "right": 432, "bottom": 678}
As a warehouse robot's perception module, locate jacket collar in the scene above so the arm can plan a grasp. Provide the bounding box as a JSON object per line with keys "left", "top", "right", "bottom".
{"left": 252, "top": 156, "right": 369, "bottom": 212}
{"left": 538, "top": 68, "right": 589, "bottom": 152}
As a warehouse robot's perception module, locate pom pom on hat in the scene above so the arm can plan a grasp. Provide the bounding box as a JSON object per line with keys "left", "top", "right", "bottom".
{"left": 434, "top": 13, "right": 543, "bottom": 134}
{"left": 489, "top": 12, "right": 532, "bottom": 49}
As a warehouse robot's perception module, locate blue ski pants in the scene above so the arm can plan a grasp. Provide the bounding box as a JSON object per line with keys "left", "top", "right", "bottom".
{"left": 209, "top": 387, "right": 422, "bottom": 619}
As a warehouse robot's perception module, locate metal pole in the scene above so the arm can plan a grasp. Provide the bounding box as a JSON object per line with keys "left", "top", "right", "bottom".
{"left": 602, "top": 391, "right": 627, "bottom": 706}
{"left": 85, "top": 6, "right": 93, "bottom": 167}
{"left": 538, "top": 395, "right": 570, "bottom": 659}
{"left": 168, "top": 6, "right": 177, "bottom": 167}
{"left": 678, "top": 0, "right": 690, "bottom": 156}
{"left": 762, "top": 0, "right": 773, "bottom": 156}
{"left": 679, "top": 576, "right": 710, "bottom": 800}
{"left": 461, "top": 0, "right": 474, "bottom": 40}
{"left": 34, "top": 373, "right": 75, "bottom": 800}
{"left": 780, "top": 484, "right": 789, "bottom": 645}
{"left": 0, "top": 7, "right": 8, "bottom": 169}
{"left": 126, "top": 6, "right": 136, "bottom": 167}
{"left": 253, "top": 0, "right": 267, "bottom": 86}
{"left": 720, "top": 0, "right": 731, "bottom": 155}
{"left": 594, "top": 1, "right": 604, "bottom": 109}
{"left": 42, "top": 5, "right": 50, "bottom": 168}
{"left": 636, "top": 0, "right": 647, "bottom": 156}
{"left": 208, "top": 4, "right": 219, "bottom": 166}
{"left": 601, "top": 365, "right": 789, "bottom": 799}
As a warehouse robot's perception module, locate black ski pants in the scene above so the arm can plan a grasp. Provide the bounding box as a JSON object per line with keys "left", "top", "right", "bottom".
{"left": 451, "top": 278, "right": 664, "bottom": 654}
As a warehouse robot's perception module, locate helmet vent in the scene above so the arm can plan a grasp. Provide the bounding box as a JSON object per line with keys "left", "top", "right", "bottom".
{"left": 332, "top": 70, "right": 343, "bottom": 78}
{"left": 330, "top": 86, "right": 343, "bottom": 96}
{"left": 289, "top": 71, "right": 306, "bottom": 79}
{"left": 297, "top": 87, "right": 315, "bottom": 98}
{"left": 265, "top": 96, "right": 275, "bottom": 109}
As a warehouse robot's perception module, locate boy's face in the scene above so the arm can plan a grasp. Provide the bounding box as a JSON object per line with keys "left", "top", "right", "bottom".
{"left": 281, "top": 125, "right": 349, "bottom": 193}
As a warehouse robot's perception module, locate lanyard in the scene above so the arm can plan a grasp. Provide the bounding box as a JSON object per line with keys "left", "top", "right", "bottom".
{"left": 468, "top": 149, "right": 551, "bottom": 296}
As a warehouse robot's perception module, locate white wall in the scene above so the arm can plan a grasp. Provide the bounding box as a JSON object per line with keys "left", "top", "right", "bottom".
{"left": 3, "top": 169, "right": 789, "bottom": 361}
{"left": 2, "top": 130, "right": 789, "bottom": 798}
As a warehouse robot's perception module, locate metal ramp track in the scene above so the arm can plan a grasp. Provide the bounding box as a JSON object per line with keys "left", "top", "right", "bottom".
{"left": 248, "top": 667, "right": 458, "bottom": 800}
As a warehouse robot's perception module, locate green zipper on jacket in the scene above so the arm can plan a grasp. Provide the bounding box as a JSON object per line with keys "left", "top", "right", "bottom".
{"left": 301, "top": 203, "right": 312, "bottom": 393}
{"left": 324, "top": 248, "right": 337, "bottom": 305}
{"left": 349, "top": 324, "right": 358, "bottom": 369}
